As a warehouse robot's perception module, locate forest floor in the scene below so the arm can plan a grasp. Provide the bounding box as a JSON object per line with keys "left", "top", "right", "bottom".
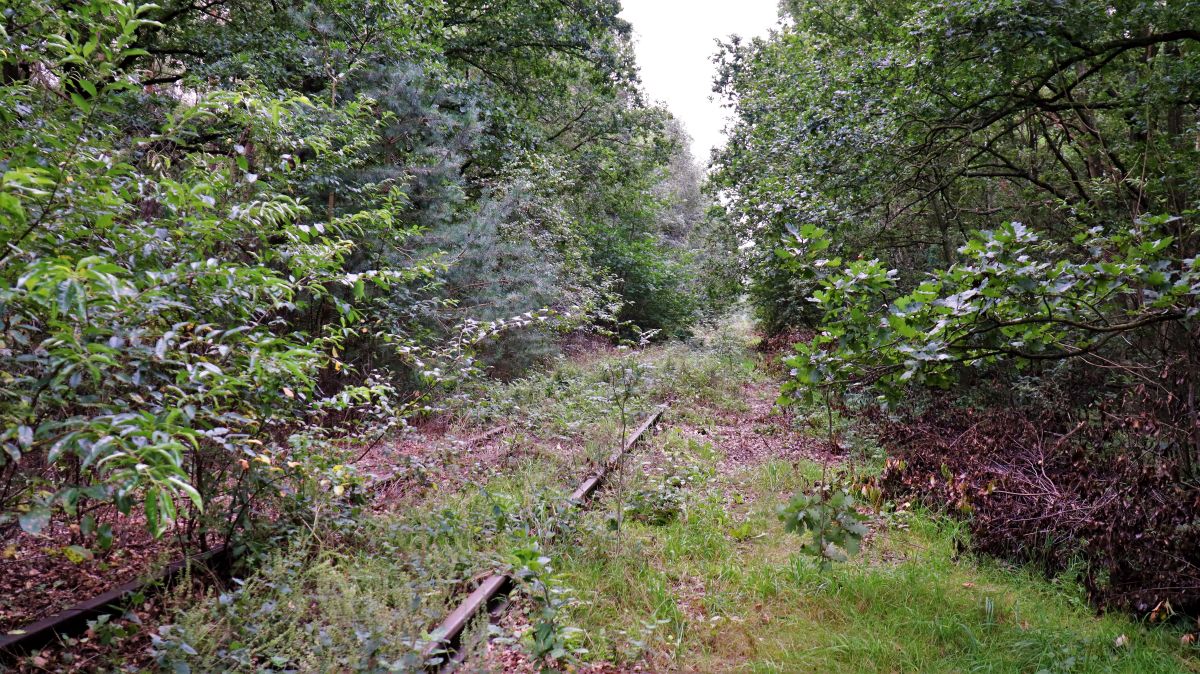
{"left": 11, "top": 317, "right": 1200, "bottom": 673}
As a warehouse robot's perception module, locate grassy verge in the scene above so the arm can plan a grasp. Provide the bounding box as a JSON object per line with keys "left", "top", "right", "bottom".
{"left": 559, "top": 449, "right": 1197, "bottom": 672}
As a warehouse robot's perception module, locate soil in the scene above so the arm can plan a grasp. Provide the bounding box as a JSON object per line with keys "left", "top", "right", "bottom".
{"left": 708, "top": 381, "right": 833, "bottom": 472}
{"left": 0, "top": 511, "right": 187, "bottom": 635}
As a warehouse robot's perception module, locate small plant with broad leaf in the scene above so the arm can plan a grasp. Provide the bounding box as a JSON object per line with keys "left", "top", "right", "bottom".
{"left": 509, "top": 539, "right": 586, "bottom": 673}
{"left": 778, "top": 484, "right": 869, "bottom": 569}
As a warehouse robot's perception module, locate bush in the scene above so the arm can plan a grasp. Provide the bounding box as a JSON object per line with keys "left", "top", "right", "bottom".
{"left": 877, "top": 399, "right": 1200, "bottom": 615}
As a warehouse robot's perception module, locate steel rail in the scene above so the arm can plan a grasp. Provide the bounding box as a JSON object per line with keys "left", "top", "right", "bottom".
{"left": 422, "top": 404, "right": 667, "bottom": 671}
{"left": 0, "top": 545, "right": 230, "bottom": 661}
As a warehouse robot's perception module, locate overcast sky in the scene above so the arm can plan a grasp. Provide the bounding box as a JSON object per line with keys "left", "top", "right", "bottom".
{"left": 619, "top": 0, "right": 781, "bottom": 164}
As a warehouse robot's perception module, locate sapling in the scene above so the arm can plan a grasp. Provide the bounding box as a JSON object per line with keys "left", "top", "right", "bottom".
{"left": 604, "top": 326, "right": 656, "bottom": 552}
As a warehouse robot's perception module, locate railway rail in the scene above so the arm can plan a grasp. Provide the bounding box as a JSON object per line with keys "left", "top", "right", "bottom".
{"left": 0, "top": 405, "right": 667, "bottom": 670}
{"left": 421, "top": 404, "right": 667, "bottom": 670}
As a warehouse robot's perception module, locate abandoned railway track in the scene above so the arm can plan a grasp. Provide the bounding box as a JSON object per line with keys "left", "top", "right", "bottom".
{"left": 0, "top": 406, "right": 668, "bottom": 670}
{"left": 421, "top": 404, "right": 667, "bottom": 671}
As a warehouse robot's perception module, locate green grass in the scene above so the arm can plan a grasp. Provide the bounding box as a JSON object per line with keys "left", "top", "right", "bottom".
{"left": 555, "top": 450, "right": 1198, "bottom": 673}
{"left": 157, "top": 459, "right": 581, "bottom": 670}
{"left": 160, "top": 548, "right": 461, "bottom": 671}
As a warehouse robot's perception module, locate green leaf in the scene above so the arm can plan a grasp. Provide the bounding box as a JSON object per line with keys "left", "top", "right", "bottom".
{"left": 18, "top": 507, "right": 51, "bottom": 534}
{"left": 63, "top": 544, "right": 94, "bottom": 563}
{"left": 96, "top": 523, "right": 114, "bottom": 550}
{"left": 70, "top": 92, "right": 91, "bottom": 113}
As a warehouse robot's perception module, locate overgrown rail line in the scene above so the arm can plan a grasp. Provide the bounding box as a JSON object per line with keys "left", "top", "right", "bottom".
{"left": 0, "top": 406, "right": 667, "bottom": 669}
{"left": 421, "top": 404, "right": 667, "bottom": 671}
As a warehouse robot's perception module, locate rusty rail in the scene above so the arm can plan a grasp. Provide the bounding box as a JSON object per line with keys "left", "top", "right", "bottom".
{"left": 0, "top": 406, "right": 666, "bottom": 668}
{"left": 422, "top": 404, "right": 667, "bottom": 670}
{"left": 0, "top": 545, "right": 230, "bottom": 661}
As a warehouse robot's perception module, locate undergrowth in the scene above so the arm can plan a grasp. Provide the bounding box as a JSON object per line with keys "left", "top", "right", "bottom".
{"left": 144, "top": 326, "right": 753, "bottom": 672}
{"left": 140, "top": 318, "right": 1199, "bottom": 672}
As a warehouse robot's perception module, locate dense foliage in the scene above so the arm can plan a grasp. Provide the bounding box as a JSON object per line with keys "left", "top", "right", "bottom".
{"left": 716, "top": 0, "right": 1200, "bottom": 611}
{"left": 0, "top": 0, "right": 734, "bottom": 552}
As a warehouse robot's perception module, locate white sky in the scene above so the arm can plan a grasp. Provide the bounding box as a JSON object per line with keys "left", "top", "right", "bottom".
{"left": 619, "top": 0, "right": 781, "bottom": 164}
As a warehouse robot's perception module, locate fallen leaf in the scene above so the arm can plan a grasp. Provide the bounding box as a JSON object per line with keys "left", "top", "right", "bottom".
{"left": 1150, "top": 600, "right": 1173, "bottom": 622}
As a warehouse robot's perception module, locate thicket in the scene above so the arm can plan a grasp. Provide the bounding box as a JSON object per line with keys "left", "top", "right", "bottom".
{"left": 715, "top": 0, "right": 1200, "bottom": 612}
{"left": 0, "top": 0, "right": 737, "bottom": 557}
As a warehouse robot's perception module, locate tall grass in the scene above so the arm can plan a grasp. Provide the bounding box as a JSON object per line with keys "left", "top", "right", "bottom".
{"left": 554, "top": 454, "right": 1197, "bottom": 673}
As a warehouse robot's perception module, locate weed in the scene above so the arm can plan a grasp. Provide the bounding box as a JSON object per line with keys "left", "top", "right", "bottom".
{"left": 778, "top": 485, "right": 870, "bottom": 568}
{"left": 509, "top": 538, "right": 587, "bottom": 672}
